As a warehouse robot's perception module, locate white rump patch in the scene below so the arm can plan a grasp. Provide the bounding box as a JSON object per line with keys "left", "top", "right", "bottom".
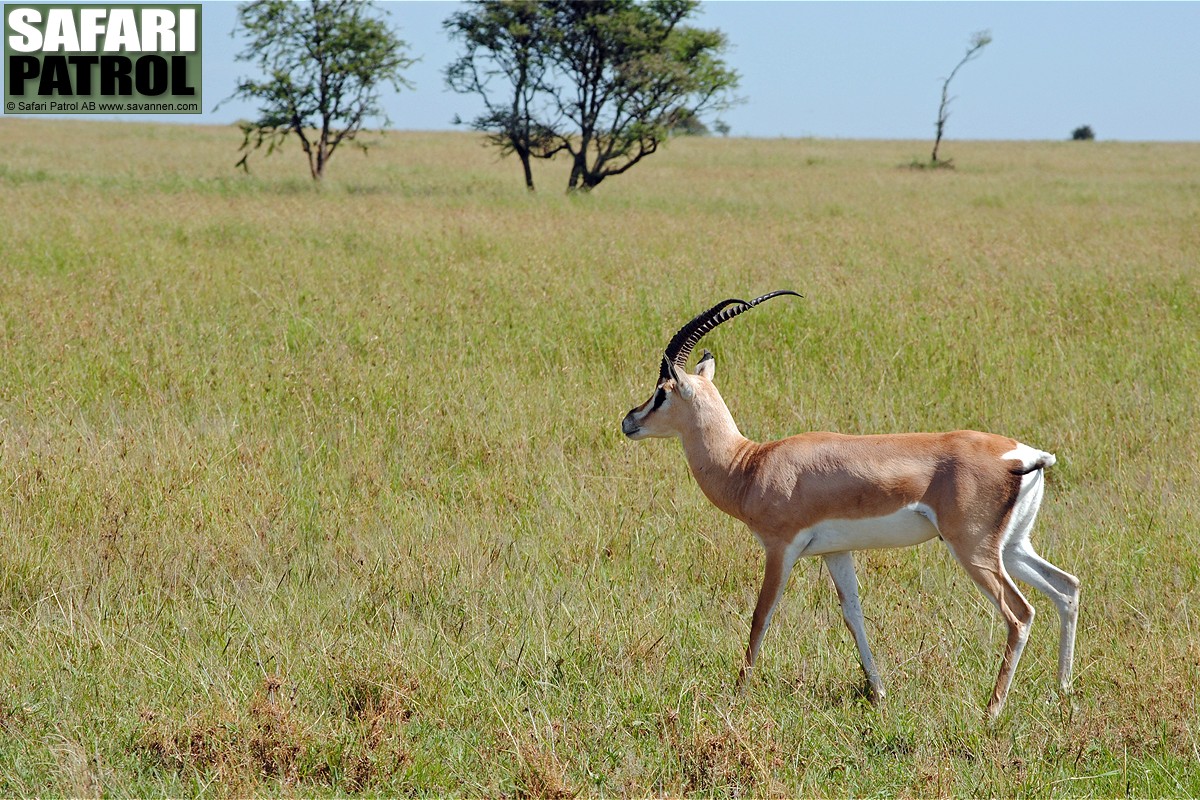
{"left": 1002, "top": 443, "right": 1056, "bottom": 472}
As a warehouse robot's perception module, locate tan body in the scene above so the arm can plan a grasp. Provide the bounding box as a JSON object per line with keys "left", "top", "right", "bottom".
{"left": 624, "top": 353, "right": 1080, "bottom": 719}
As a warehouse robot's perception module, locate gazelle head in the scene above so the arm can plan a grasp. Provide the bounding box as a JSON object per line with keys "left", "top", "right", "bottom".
{"left": 621, "top": 291, "right": 801, "bottom": 440}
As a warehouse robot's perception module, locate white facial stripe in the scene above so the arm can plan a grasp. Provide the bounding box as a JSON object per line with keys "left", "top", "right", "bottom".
{"left": 632, "top": 387, "right": 667, "bottom": 421}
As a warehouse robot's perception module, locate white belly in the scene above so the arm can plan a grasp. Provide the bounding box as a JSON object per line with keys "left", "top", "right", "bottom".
{"left": 793, "top": 504, "right": 940, "bottom": 557}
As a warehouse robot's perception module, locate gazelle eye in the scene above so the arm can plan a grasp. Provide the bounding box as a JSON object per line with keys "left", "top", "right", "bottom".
{"left": 650, "top": 388, "right": 667, "bottom": 411}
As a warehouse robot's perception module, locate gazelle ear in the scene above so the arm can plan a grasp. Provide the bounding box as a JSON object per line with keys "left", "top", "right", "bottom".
{"left": 675, "top": 373, "right": 696, "bottom": 400}
{"left": 695, "top": 349, "right": 715, "bottom": 381}
{"left": 663, "top": 355, "right": 695, "bottom": 400}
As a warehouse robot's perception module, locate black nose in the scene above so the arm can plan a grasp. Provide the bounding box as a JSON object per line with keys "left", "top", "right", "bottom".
{"left": 621, "top": 414, "right": 639, "bottom": 436}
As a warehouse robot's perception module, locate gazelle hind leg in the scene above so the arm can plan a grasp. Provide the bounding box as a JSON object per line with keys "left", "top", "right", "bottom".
{"left": 824, "top": 552, "right": 885, "bottom": 703}
{"left": 944, "top": 535, "right": 1036, "bottom": 720}
{"left": 1003, "top": 542, "right": 1080, "bottom": 695}
{"left": 1001, "top": 470, "right": 1081, "bottom": 693}
{"left": 1004, "top": 544, "right": 1080, "bottom": 692}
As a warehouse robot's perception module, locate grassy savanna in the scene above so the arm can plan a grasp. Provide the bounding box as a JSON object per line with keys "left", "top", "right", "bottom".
{"left": 1, "top": 119, "right": 1198, "bottom": 796}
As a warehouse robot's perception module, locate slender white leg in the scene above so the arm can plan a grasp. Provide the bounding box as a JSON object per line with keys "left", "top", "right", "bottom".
{"left": 1001, "top": 470, "right": 1081, "bottom": 694}
{"left": 824, "top": 551, "right": 885, "bottom": 703}
{"left": 1004, "top": 542, "right": 1080, "bottom": 692}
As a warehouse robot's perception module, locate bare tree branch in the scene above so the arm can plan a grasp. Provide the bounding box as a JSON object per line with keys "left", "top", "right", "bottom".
{"left": 931, "top": 29, "right": 992, "bottom": 166}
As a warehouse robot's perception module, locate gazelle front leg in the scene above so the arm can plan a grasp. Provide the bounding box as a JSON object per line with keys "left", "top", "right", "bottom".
{"left": 737, "top": 542, "right": 799, "bottom": 687}
{"left": 824, "top": 551, "right": 886, "bottom": 703}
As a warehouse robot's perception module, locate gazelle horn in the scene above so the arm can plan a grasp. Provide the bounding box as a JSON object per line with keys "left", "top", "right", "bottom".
{"left": 659, "top": 290, "right": 802, "bottom": 381}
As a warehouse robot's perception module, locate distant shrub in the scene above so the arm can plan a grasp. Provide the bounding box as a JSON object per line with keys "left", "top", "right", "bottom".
{"left": 1072, "top": 125, "right": 1095, "bottom": 141}
{"left": 905, "top": 156, "right": 955, "bottom": 171}
{"left": 667, "top": 108, "right": 711, "bottom": 137}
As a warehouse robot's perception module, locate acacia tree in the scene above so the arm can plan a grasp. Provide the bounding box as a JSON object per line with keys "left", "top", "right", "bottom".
{"left": 445, "top": 0, "right": 738, "bottom": 193}
{"left": 223, "top": 0, "right": 415, "bottom": 180}
{"left": 444, "top": 1, "right": 561, "bottom": 191}
{"left": 931, "top": 29, "right": 991, "bottom": 165}
{"left": 547, "top": 0, "right": 738, "bottom": 191}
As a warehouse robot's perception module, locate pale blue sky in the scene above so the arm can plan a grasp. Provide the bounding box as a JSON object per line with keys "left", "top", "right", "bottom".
{"left": 7, "top": 1, "right": 1199, "bottom": 140}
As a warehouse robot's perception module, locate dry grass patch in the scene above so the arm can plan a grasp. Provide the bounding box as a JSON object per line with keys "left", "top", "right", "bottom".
{"left": 137, "top": 678, "right": 306, "bottom": 789}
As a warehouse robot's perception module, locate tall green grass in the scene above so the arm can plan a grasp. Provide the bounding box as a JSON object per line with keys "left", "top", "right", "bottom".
{"left": 1, "top": 119, "right": 1198, "bottom": 795}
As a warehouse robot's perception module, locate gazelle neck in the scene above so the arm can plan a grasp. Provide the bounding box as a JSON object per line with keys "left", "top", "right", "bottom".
{"left": 677, "top": 397, "right": 756, "bottom": 520}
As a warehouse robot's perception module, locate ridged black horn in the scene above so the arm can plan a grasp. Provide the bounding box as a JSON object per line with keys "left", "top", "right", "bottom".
{"left": 659, "top": 290, "right": 802, "bottom": 381}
